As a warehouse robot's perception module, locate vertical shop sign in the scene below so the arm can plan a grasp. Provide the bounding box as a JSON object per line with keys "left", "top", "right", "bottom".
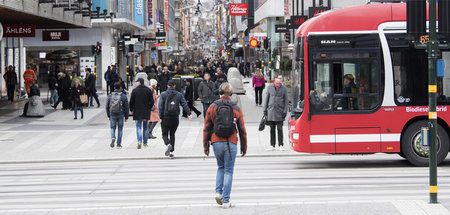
{"left": 164, "top": 0, "right": 169, "bottom": 31}
{"left": 148, "top": 0, "right": 153, "bottom": 25}
{"left": 284, "top": 0, "right": 289, "bottom": 15}
{"left": 118, "top": 0, "right": 127, "bottom": 18}
{"left": 134, "top": 0, "right": 144, "bottom": 26}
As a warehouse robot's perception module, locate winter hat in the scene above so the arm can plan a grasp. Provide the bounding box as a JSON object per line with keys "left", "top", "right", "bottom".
{"left": 150, "top": 79, "right": 158, "bottom": 87}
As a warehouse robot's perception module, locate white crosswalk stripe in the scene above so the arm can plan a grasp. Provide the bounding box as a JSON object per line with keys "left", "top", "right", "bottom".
{"left": 0, "top": 156, "right": 449, "bottom": 213}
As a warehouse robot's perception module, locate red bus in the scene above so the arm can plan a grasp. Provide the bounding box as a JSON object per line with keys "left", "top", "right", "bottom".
{"left": 289, "top": 3, "right": 450, "bottom": 166}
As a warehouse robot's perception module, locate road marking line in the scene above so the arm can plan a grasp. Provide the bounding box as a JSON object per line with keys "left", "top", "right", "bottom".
{"left": 9, "top": 132, "right": 53, "bottom": 153}
{"left": 181, "top": 126, "right": 201, "bottom": 149}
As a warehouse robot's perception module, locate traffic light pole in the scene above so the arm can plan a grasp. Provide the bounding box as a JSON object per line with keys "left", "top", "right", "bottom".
{"left": 427, "top": 0, "right": 438, "bottom": 204}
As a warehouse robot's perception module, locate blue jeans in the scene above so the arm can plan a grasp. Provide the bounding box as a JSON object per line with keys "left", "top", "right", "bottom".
{"left": 50, "top": 89, "right": 57, "bottom": 104}
{"left": 213, "top": 142, "right": 237, "bottom": 203}
{"left": 74, "top": 103, "right": 83, "bottom": 118}
{"left": 110, "top": 114, "right": 124, "bottom": 145}
{"left": 135, "top": 120, "right": 149, "bottom": 144}
{"left": 202, "top": 102, "right": 211, "bottom": 118}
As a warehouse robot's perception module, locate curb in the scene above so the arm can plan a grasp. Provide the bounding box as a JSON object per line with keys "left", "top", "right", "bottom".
{"left": 0, "top": 153, "right": 327, "bottom": 164}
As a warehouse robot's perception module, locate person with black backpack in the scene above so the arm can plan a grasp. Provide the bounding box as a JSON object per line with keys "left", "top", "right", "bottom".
{"left": 106, "top": 83, "right": 129, "bottom": 148}
{"left": 158, "top": 79, "right": 192, "bottom": 159}
{"left": 203, "top": 82, "right": 247, "bottom": 209}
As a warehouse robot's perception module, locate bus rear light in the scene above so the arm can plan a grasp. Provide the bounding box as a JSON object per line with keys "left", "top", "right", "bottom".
{"left": 386, "top": 147, "right": 394, "bottom": 151}
{"left": 293, "top": 133, "right": 299, "bottom": 140}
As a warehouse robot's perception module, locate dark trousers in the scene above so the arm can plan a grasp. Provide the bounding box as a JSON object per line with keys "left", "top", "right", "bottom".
{"left": 254, "top": 86, "right": 263, "bottom": 105}
{"left": 161, "top": 118, "right": 179, "bottom": 152}
{"left": 186, "top": 101, "right": 201, "bottom": 116}
{"left": 148, "top": 121, "right": 158, "bottom": 136}
{"left": 202, "top": 102, "right": 211, "bottom": 118}
{"left": 7, "top": 84, "right": 15, "bottom": 102}
{"left": 88, "top": 91, "right": 100, "bottom": 106}
{"left": 268, "top": 121, "right": 283, "bottom": 147}
{"left": 22, "top": 102, "right": 29, "bottom": 116}
{"left": 106, "top": 82, "right": 110, "bottom": 95}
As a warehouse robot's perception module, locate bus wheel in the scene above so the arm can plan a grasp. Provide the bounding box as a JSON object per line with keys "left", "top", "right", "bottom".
{"left": 402, "top": 121, "right": 449, "bottom": 167}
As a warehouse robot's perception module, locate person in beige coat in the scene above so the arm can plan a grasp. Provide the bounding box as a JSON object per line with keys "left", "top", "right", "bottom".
{"left": 148, "top": 79, "right": 160, "bottom": 139}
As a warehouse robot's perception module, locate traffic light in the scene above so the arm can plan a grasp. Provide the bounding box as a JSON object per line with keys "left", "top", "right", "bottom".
{"left": 263, "top": 38, "right": 269, "bottom": 50}
{"left": 406, "top": 0, "right": 426, "bottom": 37}
{"left": 95, "top": 42, "right": 102, "bottom": 54}
{"left": 128, "top": 44, "right": 134, "bottom": 52}
{"left": 284, "top": 33, "right": 291, "bottom": 43}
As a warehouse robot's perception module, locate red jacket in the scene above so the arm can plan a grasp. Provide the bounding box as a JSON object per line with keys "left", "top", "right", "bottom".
{"left": 203, "top": 96, "right": 247, "bottom": 153}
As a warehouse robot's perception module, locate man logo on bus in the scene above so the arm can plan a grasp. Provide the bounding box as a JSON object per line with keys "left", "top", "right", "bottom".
{"left": 321, "top": 40, "right": 336, "bottom": 44}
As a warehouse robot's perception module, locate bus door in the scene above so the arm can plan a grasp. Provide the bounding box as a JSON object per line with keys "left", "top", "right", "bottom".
{"left": 309, "top": 51, "right": 382, "bottom": 153}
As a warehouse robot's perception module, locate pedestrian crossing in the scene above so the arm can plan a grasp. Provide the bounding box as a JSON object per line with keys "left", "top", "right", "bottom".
{"left": 0, "top": 156, "right": 449, "bottom": 213}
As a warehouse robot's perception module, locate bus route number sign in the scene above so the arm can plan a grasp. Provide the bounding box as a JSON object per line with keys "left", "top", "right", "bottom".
{"left": 420, "top": 35, "right": 429, "bottom": 45}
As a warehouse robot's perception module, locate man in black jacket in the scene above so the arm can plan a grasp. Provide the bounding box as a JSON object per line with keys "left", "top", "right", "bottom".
{"left": 158, "top": 79, "right": 192, "bottom": 158}
{"left": 158, "top": 66, "right": 171, "bottom": 92}
{"left": 48, "top": 71, "right": 57, "bottom": 106}
{"left": 129, "top": 78, "right": 154, "bottom": 149}
{"left": 85, "top": 68, "right": 100, "bottom": 107}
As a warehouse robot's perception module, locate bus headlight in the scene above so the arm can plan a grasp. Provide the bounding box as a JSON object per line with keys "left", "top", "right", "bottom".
{"left": 292, "top": 133, "right": 299, "bottom": 140}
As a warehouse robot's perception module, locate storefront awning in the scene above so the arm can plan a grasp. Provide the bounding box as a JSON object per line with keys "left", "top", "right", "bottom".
{"left": 91, "top": 18, "right": 146, "bottom": 32}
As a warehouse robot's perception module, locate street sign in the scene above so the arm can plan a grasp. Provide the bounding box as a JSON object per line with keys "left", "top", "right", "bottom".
{"left": 145, "top": 38, "right": 156, "bottom": 43}
{"left": 249, "top": 38, "right": 258, "bottom": 48}
{"left": 134, "top": 42, "right": 144, "bottom": 53}
{"left": 122, "top": 33, "right": 131, "bottom": 41}
{"left": 211, "top": 39, "right": 217, "bottom": 47}
{"left": 275, "top": 24, "right": 289, "bottom": 33}
{"left": 151, "top": 52, "right": 157, "bottom": 58}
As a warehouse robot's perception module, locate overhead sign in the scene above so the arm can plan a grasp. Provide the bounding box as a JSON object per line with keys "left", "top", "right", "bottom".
{"left": 156, "top": 32, "right": 166, "bottom": 39}
{"left": 290, "top": 16, "right": 308, "bottom": 29}
{"left": 2, "top": 24, "right": 35, "bottom": 37}
{"left": 43, "top": 30, "right": 69, "bottom": 41}
{"left": 249, "top": 38, "right": 258, "bottom": 48}
{"left": 309, "top": 6, "right": 330, "bottom": 18}
{"left": 229, "top": 3, "right": 248, "bottom": 16}
{"left": 275, "top": 24, "right": 289, "bottom": 33}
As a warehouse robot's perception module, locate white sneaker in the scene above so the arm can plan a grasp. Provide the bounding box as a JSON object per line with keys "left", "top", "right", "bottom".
{"left": 221, "top": 202, "right": 234, "bottom": 209}
{"left": 279, "top": 146, "right": 285, "bottom": 151}
{"left": 215, "top": 193, "right": 223, "bottom": 205}
{"left": 266, "top": 146, "right": 275, "bottom": 151}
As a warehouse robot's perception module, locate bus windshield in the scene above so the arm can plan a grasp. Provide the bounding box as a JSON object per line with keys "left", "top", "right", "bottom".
{"left": 291, "top": 37, "right": 305, "bottom": 117}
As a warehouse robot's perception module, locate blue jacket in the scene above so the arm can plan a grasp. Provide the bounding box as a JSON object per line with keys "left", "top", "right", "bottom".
{"left": 158, "top": 88, "right": 191, "bottom": 119}
{"left": 106, "top": 90, "right": 129, "bottom": 119}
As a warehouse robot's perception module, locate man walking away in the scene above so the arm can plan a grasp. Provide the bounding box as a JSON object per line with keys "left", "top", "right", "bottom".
{"left": 158, "top": 79, "right": 192, "bottom": 159}
{"left": 129, "top": 78, "right": 154, "bottom": 149}
{"left": 263, "top": 74, "right": 289, "bottom": 151}
{"left": 203, "top": 82, "right": 247, "bottom": 208}
{"left": 85, "top": 68, "right": 100, "bottom": 107}
{"left": 198, "top": 73, "right": 218, "bottom": 118}
{"left": 106, "top": 83, "right": 129, "bottom": 148}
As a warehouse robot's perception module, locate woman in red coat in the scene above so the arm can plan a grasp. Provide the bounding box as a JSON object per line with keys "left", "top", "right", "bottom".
{"left": 72, "top": 79, "right": 85, "bottom": 119}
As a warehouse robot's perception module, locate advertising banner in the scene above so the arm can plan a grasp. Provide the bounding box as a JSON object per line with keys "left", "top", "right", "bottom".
{"left": 148, "top": 0, "right": 153, "bottom": 25}
{"left": 229, "top": 3, "right": 248, "bottom": 16}
{"left": 134, "top": 0, "right": 144, "bottom": 26}
{"left": 309, "top": 6, "right": 330, "bottom": 18}
{"left": 290, "top": 16, "right": 308, "bottom": 29}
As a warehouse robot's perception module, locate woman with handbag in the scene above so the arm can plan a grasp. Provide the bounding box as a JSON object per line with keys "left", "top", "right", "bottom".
{"left": 252, "top": 68, "right": 265, "bottom": 106}
{"left": 72, "top": 79, "right": 85, "bottom": 120}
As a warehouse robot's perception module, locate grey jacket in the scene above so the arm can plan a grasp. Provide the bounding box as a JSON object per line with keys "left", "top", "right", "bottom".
{"left": 198, "top": 80, "right": 218, "bottom": 104}
{"left": 264, "top": 84, "right": 289, "bottom": 122}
